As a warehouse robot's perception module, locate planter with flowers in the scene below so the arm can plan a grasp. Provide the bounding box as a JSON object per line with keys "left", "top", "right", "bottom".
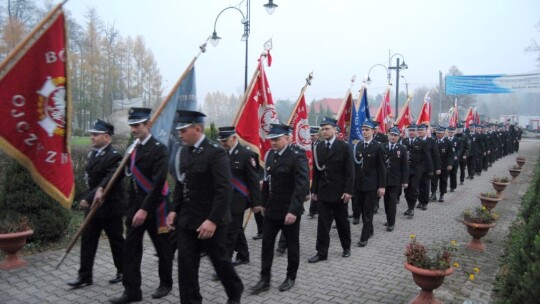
{"left": 508, "top": 165, "right": 522, "bottom": 181}
{"left": 478, "top": 192, "right": 502, "bottom": 211}
{"left": 0, "top": 211, "right": 33, "bottom": 270}
{"left": 491, "top": 176, "right": 510, "bottom": 198}
{"left": 459, "top": 207, "right": 498, "bottom": 252}
{"left": 404, "top": 235, "right": 455, "bottom": 304}
{"left": 516, "top": 155, "right": 526, "bottom": 168}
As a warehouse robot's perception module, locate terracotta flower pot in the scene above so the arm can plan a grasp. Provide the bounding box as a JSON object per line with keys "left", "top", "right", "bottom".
{"left": 404, "top": 262, "right": 454, "bottom": 304}
{"left": 462, "top": 221, "right": 495, "bottom": 252}
{"left": 509, "top": 169, "right": 521, "bottom": 181}
{"left": 478, "top": 195, "right": 502, "bottom": 211}
{"left": 0, "top": 229, "right": 33, "bottom": 270}
{"left": 491, "top": 181, "right": 509, "bottom": 198}
{"left": 516, "top": 158, "right": 526, "bottom": 168}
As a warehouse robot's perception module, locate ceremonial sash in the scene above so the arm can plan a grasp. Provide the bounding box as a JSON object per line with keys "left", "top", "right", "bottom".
{"left": 130, "top": 150, "right": 169, "bottom": 234}
{"left": 232, "top": 176, "right": 249, "bottom": 200}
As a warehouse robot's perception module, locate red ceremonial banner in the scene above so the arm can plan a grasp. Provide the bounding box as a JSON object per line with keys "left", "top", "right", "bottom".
{"left": 336, "top": 92, "right": 352, "bottom": 141}
{"left": 235, "top": 56, "right": 278, "bottom": 162}
{"left": 288, "top": 94, "right": 313, "bottom": 178}
{"left": 397, "top": 99, "right": 412, "bottom": 132}
{"left": 416, "top": 97, "right": 432, "bottom": 126}
{"left": 0, "top": 8, "right": 74, "bottom": 208}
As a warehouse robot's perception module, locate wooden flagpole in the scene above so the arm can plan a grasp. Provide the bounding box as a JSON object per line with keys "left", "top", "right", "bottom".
{"left": 55, "top": 38, "right": 211, "bottom": 269}
{"left": 334, "top": 75, "right": 356, "bottom": 122}
{"left": 395, "top": 95, "right": 412, "bottom": 125}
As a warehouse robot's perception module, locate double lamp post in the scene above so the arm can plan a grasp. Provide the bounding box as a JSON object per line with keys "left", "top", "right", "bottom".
{"left": 366, "top": 52, "right": 408, "bottom": 115}
{"left": 210, "top": 0, "right": 278, "bottom": 92}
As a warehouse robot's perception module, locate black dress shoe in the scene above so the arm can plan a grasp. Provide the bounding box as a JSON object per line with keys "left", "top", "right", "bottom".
{"left": 421, "top": 204, "right": 428, "bottom": 210}
{"left": 109, "top": 273, "right": 123, "bottom": 284}
{"left": 429, "top": 193, "right": 437, "bottom": 201}
{"left": 276, "top": 247, "right": 286, "bottom": 254}
{"left": 232, "top": 259, "right": 250, "bottom": 266}
{"left": 250, "top": 280, "right": 270, "bottom": 294}
{"left": 212, "top": 272, "right": 219, "bottom": 281}
{"left": 383, "top": 222, "right": 388, "bottom": 226}
{"left": 460, "top": 181, "right": 464, "bottom": 185}
{"left": 450, "top": 188, "right": 455, "bottom": 193}
{"left": 373, "top": 205, "right": 379, "bottom": 214}
{"left": 387, "top": 225, "right": 394, "bottom": 232}
{"left": 308, "top": 213, "right": 315, "bottom": 219}
{"left": 352, "top": 218, "right": 360, "bottom": 225}
{"left": 278, "top": 278, "right": 295, "bottom": 291}
{"left": 342, "top": 249, "right": 351, "bottom": 258}
{"left": 109, "top": 293, "right": 142, "bottom": 304}
{"left": 404, "top": 209, "right": 414, "bottom": 217}
{"left": 151, "top": 286, "right": 172, "bottom": 299}
{"left": 308, "top": 254, "right": 327, "bottom": 263}
{"left": 67, "top": 277, "right": 92, "bottom": 287}
{"left": 357, "top": 240, "right": 368, "bottom": 247}
{"left": 252, "top": 233, "right": 263, "bottom": 240}
{"left": 438, "top": 195, "right": 445, "bottom": 202}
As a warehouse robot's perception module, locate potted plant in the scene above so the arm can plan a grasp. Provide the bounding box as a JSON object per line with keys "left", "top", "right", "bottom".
{"left": 516, "top": 155, "right": 526, "bottom": 168}
{"left": 404, "top": 235, "right": 455, "bottom": 304}
{"left": 491, "top": 176, "right": 510, "bottom": 197}
{"left": 459, "top": 207, "right": 498, "bottom": 252}
{"left": 508, "top": 165, "right": 522, "bottom": 181}
{"left": 478, "top": 191, "right": 502, "bottom": 210}
{"left": 0, "top": 211, "right": 33, "bottom": 270}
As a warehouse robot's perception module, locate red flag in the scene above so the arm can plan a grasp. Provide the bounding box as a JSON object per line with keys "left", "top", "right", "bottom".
{"left": 336, "top": 91, "right": 353, "bottom": 140}
{"left": 396, "top": 98, "right": 412, "bottom": 131}
{"left": 448, "top": 100, "right": 458, "bottom": 128}
{"left": 288, "top": 94, "right": 312, "bottom": 178}
{"left": 235, "top": 55, "right": 278, "bottom": 162}
{"left": 464, "top": 106, "right": 474, "bottom": 128}
{"left": 416, "top": 96, "right": 431, "bottom": 125}
{"left": 473, "top": 106, "right": 481, "bottom": 124}
{"left": 0, "top": 7, "right": 74, "bottom": 208}
{"left": 374, "top": 87, "right": 392, "bottom": 133}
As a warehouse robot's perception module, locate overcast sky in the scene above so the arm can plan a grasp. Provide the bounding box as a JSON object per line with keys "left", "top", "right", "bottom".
{"left": 64, "top": 0, "right": 540, "bottom": 105}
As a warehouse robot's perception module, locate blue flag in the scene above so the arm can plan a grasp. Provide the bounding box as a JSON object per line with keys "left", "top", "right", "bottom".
{"left": 349, "top": 87, "right": 369, "bottom": 141}
{"left": 151, "top": 66, "right": 197, "bottom": 176}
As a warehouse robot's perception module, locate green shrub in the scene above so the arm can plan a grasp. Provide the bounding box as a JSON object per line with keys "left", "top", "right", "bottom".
{"left": 0, "top": 160, "right": 70, "bottom": 242}
{"left": 73, "top": 128, "right": 84, "bottom": 137}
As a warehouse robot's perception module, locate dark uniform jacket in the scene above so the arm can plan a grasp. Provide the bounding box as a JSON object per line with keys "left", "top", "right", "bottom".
{"left": 262, "top": 145, "right": 309, "bottom": 220}
{"left": 469, "top": 132, "right": 481, "bottom": 157}
{"left": 424, "top": 136, "right": 441, "bottom": 172}
{"left": 453, "top": 133, "right": 470, "bottom": 160}
{"left": 436, "top": 138, "right": 455, "bottom": 168}
{"left": 84, "top": 144, "right": 126, "bottom": 218}
{"left": 173, "top": 137, "right": 232, "bottom": 229}
{"left": 401, "top": 137, "right": 433, "bottom": 175}
{"left": 311, "top": 139, "right": 354, "bottom": 202}
{"left": 353, "top": 140, "right": 387, "bottom": 192}
{"left": 228, "top": 143, "right": 261, "bottom": 215}
{"left": 383, "top": 142, "right": 409, "bottom": 186}
{"left": 127, "top": 136, "right": 168, "bottom": 216}
{"left": 373, "top": 132, "right": 389, "bottom": 144}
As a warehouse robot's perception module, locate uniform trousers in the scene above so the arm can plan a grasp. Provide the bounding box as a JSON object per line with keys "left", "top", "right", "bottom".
{"left": 476, "top": 153, "right": 484, "bottom": 174}
{"left": 177, "top": 225, "right": 244, "bottom": 303}
{"left": 225, "top": 213, "right": 249, "bottom": 261}
{"left": 404, "top": 172, "right": 422, "bottom": 210}
{"left": 123, "top": 214, "right": 173, "bottom": 297}
{"left": 483, "top": 152, "right": 489, "bottom": 170}
{"left": 353, "top": 191, "right": 377, "bottom": 242}
{"left": 254, "top": 212, "right": 263, "bottom": 235}
{"left": 383, "top": 186, "right": 400, "bottom": 226}
{"left": 430, "top": 175, "right": 439, "bottom": 194}
{"left": 467, "top": 155, "right": 477, "bottom": 178}
{"left": 261, "top": 216, "right": 301, "bottom": 281}
{"left": 418, "top": 172, "right": 431, "bottom": 206}
{"left": 438, "top": 169, "right": 449, "bottom": 194}
{"left": 79, "top": 215, "right": 124, "bottom": 279}
{"left": 316, "top": 200, "right": 351, "bottom": 257}
{"left": 308, "top": 199, "right": 318, "bottom": 215}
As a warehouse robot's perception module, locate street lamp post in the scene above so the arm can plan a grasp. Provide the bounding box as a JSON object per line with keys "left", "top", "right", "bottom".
{"left": 210, "top": 0, "right": 278, "bottom": 92}
{"left": 388, "top": 53, "right": 408, "bottom": 115}
{"left": 366, "top": 64, "right": 390, "bottom": 85}
{"left": 401, "top": 75, "right": 409, "bottom": 97}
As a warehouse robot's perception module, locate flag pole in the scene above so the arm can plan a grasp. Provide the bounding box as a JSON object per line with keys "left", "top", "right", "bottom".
{"left": 286, "top": 72, "right": 314, "bottom": 125}
{"left": 232, "top": 66, "right": 261, "bottom": 126}
{"left": 334, "top": 75, "right": 356, "bottom": 122}
{"left": 55, "top": 38, "right": 211, "bottom": 269}
{"left": 395, "top": 95, "right": 412, "bottom": 125}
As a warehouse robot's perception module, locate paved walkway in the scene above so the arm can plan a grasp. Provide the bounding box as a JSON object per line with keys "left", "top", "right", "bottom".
{"left": 1, "top": 141, "right": 539, "bottom": 304}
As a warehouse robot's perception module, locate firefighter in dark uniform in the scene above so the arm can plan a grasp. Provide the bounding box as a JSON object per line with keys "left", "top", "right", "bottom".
{"left": 67, "top": 120, "right": 125, "bottom": 288}
{"left": 481, "top": 125, "right": 491, "bottom": 171}
{"left": 308, "top": 126, "right": 321, "bottom": 219}
{"left": 475, "top": 124, "right": 486, "bottom": 175}
{"left": 109, "top": 108, "right": 173, "bottom": 304}
{"left": 382, "top": 127, "right": 408, "bottom": 232}
{"left": 401, "top": 124, "right": 432, "bottom": 217}
{"left": 308, "top": 117, "right": 353, "bottom": 262}
{"left": 352, "top": 121, "right": 386, "bottom": 247}
{"left": 217, "top": 127, "right": 261, "bottom": 267}
{"left": 372, "top": 122, "right": 388, "bottom": 214}
{"left": 447, "top": 126, "right": 466, "bottom": 190}
{"left": 418, "top": 124, "right": 440, "bottom": 209}
{"left": 167, "top": 110, "right": 244, "bottom": 304}
{"left": 251, "top": 124, "right": 309, "bottom": 293}
{"left": 434, "top": 127, "right": 454, "bottom": 202}
{"left": 467, "top": 124, "right": 480, "bottom": 179}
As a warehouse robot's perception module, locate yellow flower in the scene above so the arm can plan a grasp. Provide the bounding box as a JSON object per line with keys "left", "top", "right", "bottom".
{"left": 453, "top": 262, "right": 460, "bottom": 268}
{"left": 473, "top": 267, "right": 480, "bottom": 273}
{"left": 481, "top": 206, "right": 487, "bottom": 211}
{"left": 409, "top": 234, "right": 416, "bottom": 240}
{"left": 469, "top": 274, "right": 475, "bottom": 281}
{"left": 451, "top": 240, "right": 457, "bottom": 246}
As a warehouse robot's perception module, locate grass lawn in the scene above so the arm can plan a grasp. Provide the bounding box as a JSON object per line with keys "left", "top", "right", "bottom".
{"left": 71, "top": 136, "right": 91, "bottom": 146}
